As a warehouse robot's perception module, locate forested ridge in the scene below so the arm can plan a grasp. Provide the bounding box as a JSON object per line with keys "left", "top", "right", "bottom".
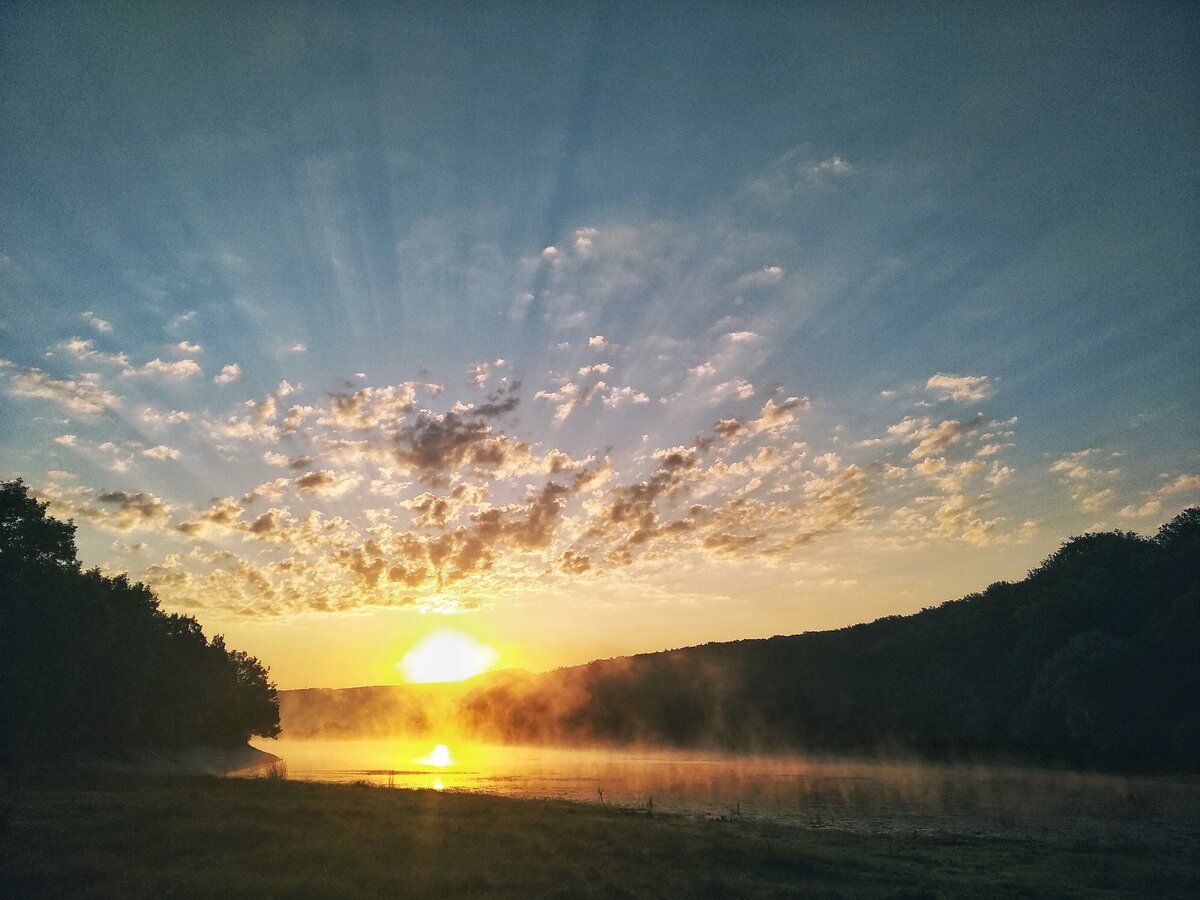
{"left": 0, "top": 480, "right": 280, "bottom": 764}
{"left": 284, "top": 509, "right": 1200, "bottom": 772}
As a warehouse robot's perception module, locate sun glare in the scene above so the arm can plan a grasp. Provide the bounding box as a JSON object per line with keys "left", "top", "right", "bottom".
{"left": 397, "top": 629, "right": 499, "bottom": 684}
{"left": 413, "top": 743, "right": 455, "bottom": 767}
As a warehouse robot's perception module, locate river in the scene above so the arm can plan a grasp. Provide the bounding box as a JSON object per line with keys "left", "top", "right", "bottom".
{"left": 250, "top": 737, "right": 1200, "bottom": 846}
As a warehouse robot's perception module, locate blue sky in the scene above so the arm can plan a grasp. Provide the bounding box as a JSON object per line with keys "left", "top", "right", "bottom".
{"left": 1, "top": 2, "right": 1197, "bottom": 686}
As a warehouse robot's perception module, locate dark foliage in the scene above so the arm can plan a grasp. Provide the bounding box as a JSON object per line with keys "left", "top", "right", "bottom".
{"left": 447, "top": 508, "right": 1200, "bottom": 771}
{"left": 0, "top": 480, "right": 279, "bottom": 764}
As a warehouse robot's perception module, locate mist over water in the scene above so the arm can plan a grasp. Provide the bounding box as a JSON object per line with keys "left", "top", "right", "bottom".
{"left": 252, "top": 737, "right": 1200, "bottom": 847}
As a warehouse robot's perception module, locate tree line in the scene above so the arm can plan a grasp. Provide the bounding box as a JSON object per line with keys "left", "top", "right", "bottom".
{"left": 0, "top": 480, "right": 279, "bottom": 764}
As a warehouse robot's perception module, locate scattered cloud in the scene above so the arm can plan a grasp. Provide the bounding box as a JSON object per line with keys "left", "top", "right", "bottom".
{"left": 748, "top": 148, "right": 854, "bottom": 201}
{"left": 214, "top": 363, "right": 243, "bottom": 384}
{"left": 8, "top": 368, "right": 120, "bottom": 414}
{"left": 294, "top": 469, "right": 362, "bottom": 497}
{"left": 139, "top": 407, "right": 191, "bottom": 425}
{"left": 142, "top": 444, "right": 181, "bottom": 461}
{"left": 732, "top": 267, "right": 783, "bottom": 292}
{"left": 806, "top": 156, "right": 853, "bottom": 179}
{"left": 926, "top": 373, "right": 996, "bottom": 403}
{"left": 723, "top": 330, "right": 763, "bottom": 343}
{"left": 1050, "top": 449, "right": 1120, "bottom": 482}
{"left": 129, "top": 358, "right": 202, "bottom": 380}
{"left": 1119, "top": 499, "right": 1162, "bottom": 519}
{"left": 60, "top": 337, "right": 130, "bottom": 368}
{"left": 81, "top": 311, "right": 113, "bottom": 333}
{"left": 1160, "top": 473, "right": 1200, "bottom": 495}
{"left": 468, "top": 358, "right": 505, "bottom": 389}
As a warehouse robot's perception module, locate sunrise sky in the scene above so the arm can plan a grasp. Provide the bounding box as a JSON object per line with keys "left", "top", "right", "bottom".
{"left": 1, "top": 3, "right": 1197, "bottom": 688}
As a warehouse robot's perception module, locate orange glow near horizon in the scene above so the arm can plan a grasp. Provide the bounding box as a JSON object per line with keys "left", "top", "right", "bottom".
{"left": 397, "top": 629, "right": 500, "bottom": 684}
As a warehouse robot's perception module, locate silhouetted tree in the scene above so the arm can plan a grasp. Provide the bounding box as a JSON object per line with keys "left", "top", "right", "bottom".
{"left": 0, "top": 479, "right": 78, "bottom": 573}
{"left": 0, "top": 480, "right": 280, "bottom": 763}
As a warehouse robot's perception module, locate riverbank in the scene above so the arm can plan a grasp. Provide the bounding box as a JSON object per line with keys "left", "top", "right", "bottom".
{"left": 3, "top": 768, "right": 1198, "bottom": 898}
{"left": 70, "top": 743, "right": 279, "bottom": 777}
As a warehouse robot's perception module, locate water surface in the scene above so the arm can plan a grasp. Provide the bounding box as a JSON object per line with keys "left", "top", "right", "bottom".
{"left": 252, "top": 737, "right": 1200, "bottom": 846}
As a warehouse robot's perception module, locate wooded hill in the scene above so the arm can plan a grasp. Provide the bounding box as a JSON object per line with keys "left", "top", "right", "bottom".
{"left": 283, "top": 508, "right": 1199, "bottom": 772}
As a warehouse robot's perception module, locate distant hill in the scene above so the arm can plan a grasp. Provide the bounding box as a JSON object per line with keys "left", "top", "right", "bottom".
{"left": 281, "top": 508, "right": 1199, "bottom": 772}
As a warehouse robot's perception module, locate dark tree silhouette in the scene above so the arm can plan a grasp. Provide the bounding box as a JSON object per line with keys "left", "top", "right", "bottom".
{"left": 0, "top": 479, "right": 78, "bottom": 572}
{"left": 0, "top": 480, "right": 279, "bottom": 764}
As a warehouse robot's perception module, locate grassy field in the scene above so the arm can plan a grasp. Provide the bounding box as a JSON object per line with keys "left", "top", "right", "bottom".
{"left": 2, "top": 769, "right": 1198, "bottom": 899}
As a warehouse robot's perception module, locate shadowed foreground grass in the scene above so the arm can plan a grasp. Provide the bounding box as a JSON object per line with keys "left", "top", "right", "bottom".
{"left": 2, "top": 770, "right": 1198, "bottom": 898}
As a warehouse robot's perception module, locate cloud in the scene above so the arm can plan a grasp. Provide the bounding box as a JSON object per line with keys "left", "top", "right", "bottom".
{"left": 806, "top": 156, "right": 853, "bottom": 179}
{"left": 1078, "top": 488, "right": 1115, "bottom": 513}
{"left": 588, "top": 335, "right": 609, "bottom": 350}
{"left": 130, "top": 358, "right": 201, "bottom": 380}
{"left": 722, "top": 330, "right": 763, "bottom": 343}
{"left": 142, "top": 444, "right": 181, "bottom": 461}
{"left": 295, "top": 469, "right": 363, "bottom": 497}
{"left": 601, "top": 385, "right": 649, "bottom": 408}
{"left": 321, "top": 383, "right": 422, "bottom": 429}
{"left": 402, "top": 484, "right": 487, "bottom": 529}
{"left": 1049, "top": 450, "right": 1123, "bottom": 514}
{"left": 262, "top": 451, "right": 311, "bottom": 469}
{"left": 8, "top": 368, "right": 120, "bottom": 414}
{"left": 468, "top": 358, "right": 505, "bottom": 389}
{"left": 732, "top": 268, "right": 783, "bottom": 292}
{"left": 176, "top": 497, "right": 246, "bottom": 537}
{"left": 391, "top": 406, "right": 534, "bottom": 483}
{"left": 1050, "top": 449, "right": 1119, "bottom": 482}
{"left": 710, "top": 379, "right": 755, "bottom": 403}
{"left": 25, "top": 356, "right": 1036, "bottom": 616}
{"left": 1114, "top": 473, "right": 1198, "bottom": 520}
{"left": 214, "top": 363, "right": 243, "bottom": 384}
{"left": 139, "top": 407, "right": 191, "bottom": 425}
{"left": 170, "top": 310, "right": 198, "bottom": 328}
{"left": 535, "top": 382, "right": 587, "bottom": 423}
{"left": 1160, "top": 474, "right": 1200, "bottom": 495}
{"left": 240, "top": 478, "right": 291, "bottom": 504}
{"left": 61, "top": 339, "right": 204, "bottom": 381}
{"left": 750, "top": 396, "right": 808, "bottom": 435}
{"left": 890, "top": 416, "right": 975, "bottom": 460}
{"left": 83, "top": 489, "right": 172, "bottom": 531}
{"left": 61, "top": 337, "right": 130, "bottom": 368}
{"left": 710, "top": 396, "right": 809, "bottom": 444}
{"left": 926, "top": 373, "right": 996, "bottom": 403}
{"left": 82, "top": 311, "right": 113, "bottom": 333}
{"left": 1119, "top": 499, "right": 1163, "bottom": 519}
{"left": 748, "top": 149, "right": 854, "bottom": 201}
{"left": 55, "top": 434, "right": 78, "bottom": 446}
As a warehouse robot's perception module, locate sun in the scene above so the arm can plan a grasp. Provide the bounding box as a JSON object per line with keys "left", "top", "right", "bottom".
{"left": 396, "top": 628, "right": 500, "bottom": 684}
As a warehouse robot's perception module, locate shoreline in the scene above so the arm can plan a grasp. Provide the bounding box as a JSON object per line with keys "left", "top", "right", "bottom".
{"left": 56, "top": 743, "right": 280, "bottom": 778}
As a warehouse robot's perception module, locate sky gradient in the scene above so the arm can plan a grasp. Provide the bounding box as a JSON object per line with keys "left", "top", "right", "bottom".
{"left": 2, "top": 2, "right": 1197, "bottom": 688}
